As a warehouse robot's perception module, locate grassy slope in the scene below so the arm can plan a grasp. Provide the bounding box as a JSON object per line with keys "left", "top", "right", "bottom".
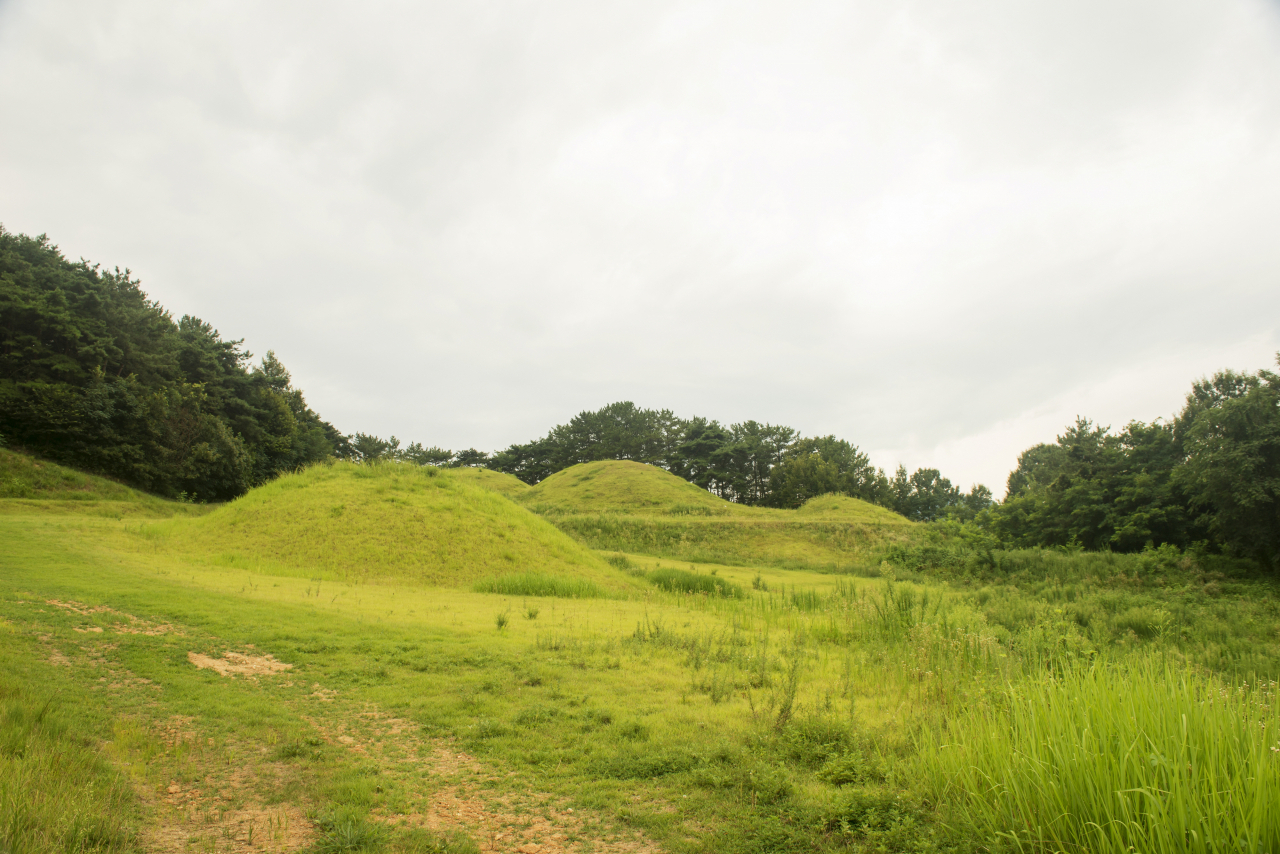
{"left": 447, "top": 466, "right": 531, "bottom": 499}
{"left": 520, "top": 461, "right": 917, "bottom": 570}
{"left": 158, "top": 461, "right": 638, "bottom": 592}
{"left": 0, "top": 448, "right": 200, "bottom": 518}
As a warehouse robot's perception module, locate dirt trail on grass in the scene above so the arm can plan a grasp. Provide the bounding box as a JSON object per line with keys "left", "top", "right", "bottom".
{"left": 20, "top": 596, "right": 661, "bottom": 854}
{"left": 310, "top": 706, "right": 660, "bottom": 854}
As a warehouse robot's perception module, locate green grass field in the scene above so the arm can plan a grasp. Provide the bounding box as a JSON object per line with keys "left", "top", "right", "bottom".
{"left": 3, "top": 452, "right": 1279, "bottom": 854}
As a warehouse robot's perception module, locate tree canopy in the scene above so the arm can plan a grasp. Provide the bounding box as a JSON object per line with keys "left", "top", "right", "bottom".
{"left": 986, "top": 355, "right": 1280, "bottom": 568}
{"left": 0, "top": 227, "right": 345, "bottom": 500}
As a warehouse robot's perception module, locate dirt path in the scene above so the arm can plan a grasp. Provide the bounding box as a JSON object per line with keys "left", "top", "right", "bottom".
{"left": 23, "top": 598, "right": 663, "bottom": 853}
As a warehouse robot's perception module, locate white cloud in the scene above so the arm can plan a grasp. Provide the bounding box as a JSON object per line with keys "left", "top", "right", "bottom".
{"left": 2, "top": 0, "right": 1279, "bottom": 488}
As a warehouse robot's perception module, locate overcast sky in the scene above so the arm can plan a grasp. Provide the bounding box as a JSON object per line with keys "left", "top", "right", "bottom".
{"left": 3, "top": 0, "right": 1279, "bottom": 494}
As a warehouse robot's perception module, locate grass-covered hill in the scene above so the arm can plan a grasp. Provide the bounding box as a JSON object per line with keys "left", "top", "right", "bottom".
{"left": 517, "top": 460, "right": 919, "bottom": 570}
{"left": 794, "top": 492, "right": 915, "bottom": 524}
{"left": 0, "top": 448, "right": 201, "bottom": 517}
{"left": 519, "top": 459, "right": 740, "bottom": 515}
{"left": 157, "top": 461, "right": 635, "bottom": 591}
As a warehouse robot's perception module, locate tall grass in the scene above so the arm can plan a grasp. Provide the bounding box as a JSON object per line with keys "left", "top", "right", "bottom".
{"left": 916, "top": 660, "right": 1280, "bottom": 853}
{"left": 473, "top": 572, "right": 608, "bottom": 599}
{"left": 0, "top": 685, "right": 137, "bottom": 854}
{"left": 645, "top": 567, "right": 744, "bottom": 598}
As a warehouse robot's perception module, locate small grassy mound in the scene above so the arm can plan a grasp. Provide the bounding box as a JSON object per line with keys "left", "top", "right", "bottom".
{"left": 160, "top": 461, "right": 635, "bottom": 590}
{"left": 519, "top": 460, "right": 737, "bottom": 516}
{"left": 795, "top": 493, "right": 913, "bottom": 525}
{"left": 0, "top": 449, "right": 195, "bottom": 517}
{"left": 446, "top": 467, "right": 532, "bottom": 499}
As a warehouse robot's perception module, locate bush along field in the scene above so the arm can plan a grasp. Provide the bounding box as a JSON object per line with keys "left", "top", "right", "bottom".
{"left": 2, "top": 452, "right": 1279, "bottom": 854}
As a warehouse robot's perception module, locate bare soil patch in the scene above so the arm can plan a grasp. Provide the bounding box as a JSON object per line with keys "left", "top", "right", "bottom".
{"left": 187, "top": 651, "right": 292, "bottom": 677}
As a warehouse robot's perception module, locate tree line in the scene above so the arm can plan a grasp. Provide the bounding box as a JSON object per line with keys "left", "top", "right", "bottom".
{"left": 355, "top": 400, "right": 993, "bottom": 522}
{"left": 991, "top": 359, "right": 1280, "bottom": 567}
{"left": 1, "top": 228, "right": 345, "bottom": 499}
{"left": 5, "top": 225, "right": 1276, "bottom": 566}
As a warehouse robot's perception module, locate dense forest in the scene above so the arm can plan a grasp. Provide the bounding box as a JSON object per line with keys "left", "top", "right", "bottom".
{"left": 3, "top": 225, "right": 1278, "bottom": 566}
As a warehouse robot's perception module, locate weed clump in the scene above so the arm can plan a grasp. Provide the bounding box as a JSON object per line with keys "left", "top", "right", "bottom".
{"left": 645, "top": 567, "right": 743, "bottom": 598}
{"left": 473, "top": 572, "right": 607, "bottom": 599}
{"left": 310, "top": 805, "right": 388, "bottom": 852}
{"left": 389, "top": 827, "right": 480, "bottom": 854}
{"left": 0, "top": 685, "right": 138, "bottom": 854}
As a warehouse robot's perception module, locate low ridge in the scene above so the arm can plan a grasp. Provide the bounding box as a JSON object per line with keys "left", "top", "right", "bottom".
{"left": 517, "top": 460, "right": 917, "bottom": 570}
{"left": 0, "top": 448, "right": 197, "bottom": 517}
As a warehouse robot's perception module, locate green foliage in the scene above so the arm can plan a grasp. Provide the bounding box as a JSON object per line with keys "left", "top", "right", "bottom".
{"left": 769, "top": 436, "right": 883, "bottom": 509}
{"left": 0, "top": 227, "right": 344, "bottom": 500}
{"left": 490, "top": 401, "right": 985, "bottom": 518}
{"left": 490, "top": 401, "right": 686, "bottom": 484}
{"left": 1175, "top": 359, "right": 1280, "bottom": 567}
{"left": 993, "top": 418, "right": 1197, "bottom": 551}
{"left": 987, "top": 354, "right": 1280, "bottom": 568}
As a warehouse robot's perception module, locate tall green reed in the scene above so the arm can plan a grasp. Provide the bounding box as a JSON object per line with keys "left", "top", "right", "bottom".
{"left": 916, "top": 660, "right": 1280, "bottom": 853}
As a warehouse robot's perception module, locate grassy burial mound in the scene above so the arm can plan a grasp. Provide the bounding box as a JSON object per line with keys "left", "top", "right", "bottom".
{"left": 519, "top": 460, "right": 919, "bottom": 570}
{"left": 163, "top": 461, "right": 634, "bottom": 591}
{"left": 519, "top": 459, "right": 739, "bottom": 515}
{"left": 0, "top": 448, "right": 198, "bottom": 517}
{"left": 794, "top": 492, "right": 913, "bottom": 524}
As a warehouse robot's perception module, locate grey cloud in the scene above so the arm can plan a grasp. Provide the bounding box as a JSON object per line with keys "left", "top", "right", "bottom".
{"left": 2, "top": 0, "right": 1279, "bottom": 491}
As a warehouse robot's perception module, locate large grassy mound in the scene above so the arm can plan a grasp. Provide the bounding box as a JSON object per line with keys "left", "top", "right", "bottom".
{"left": 162, "top": 461, "right": 634, "bottom": 591}
{"left": 0, "top": 448, "right": 197, "bottom": 517}
{"left": 520, "top": 460, "right": 739, "bottom": 515}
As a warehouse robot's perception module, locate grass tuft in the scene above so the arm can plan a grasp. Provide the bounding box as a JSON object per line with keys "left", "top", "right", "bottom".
{"left": 473, "top": 572, "right": 608, "bottom": 599}
{"left": 645, "top": 567, "right": 744, "bottom": 598}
